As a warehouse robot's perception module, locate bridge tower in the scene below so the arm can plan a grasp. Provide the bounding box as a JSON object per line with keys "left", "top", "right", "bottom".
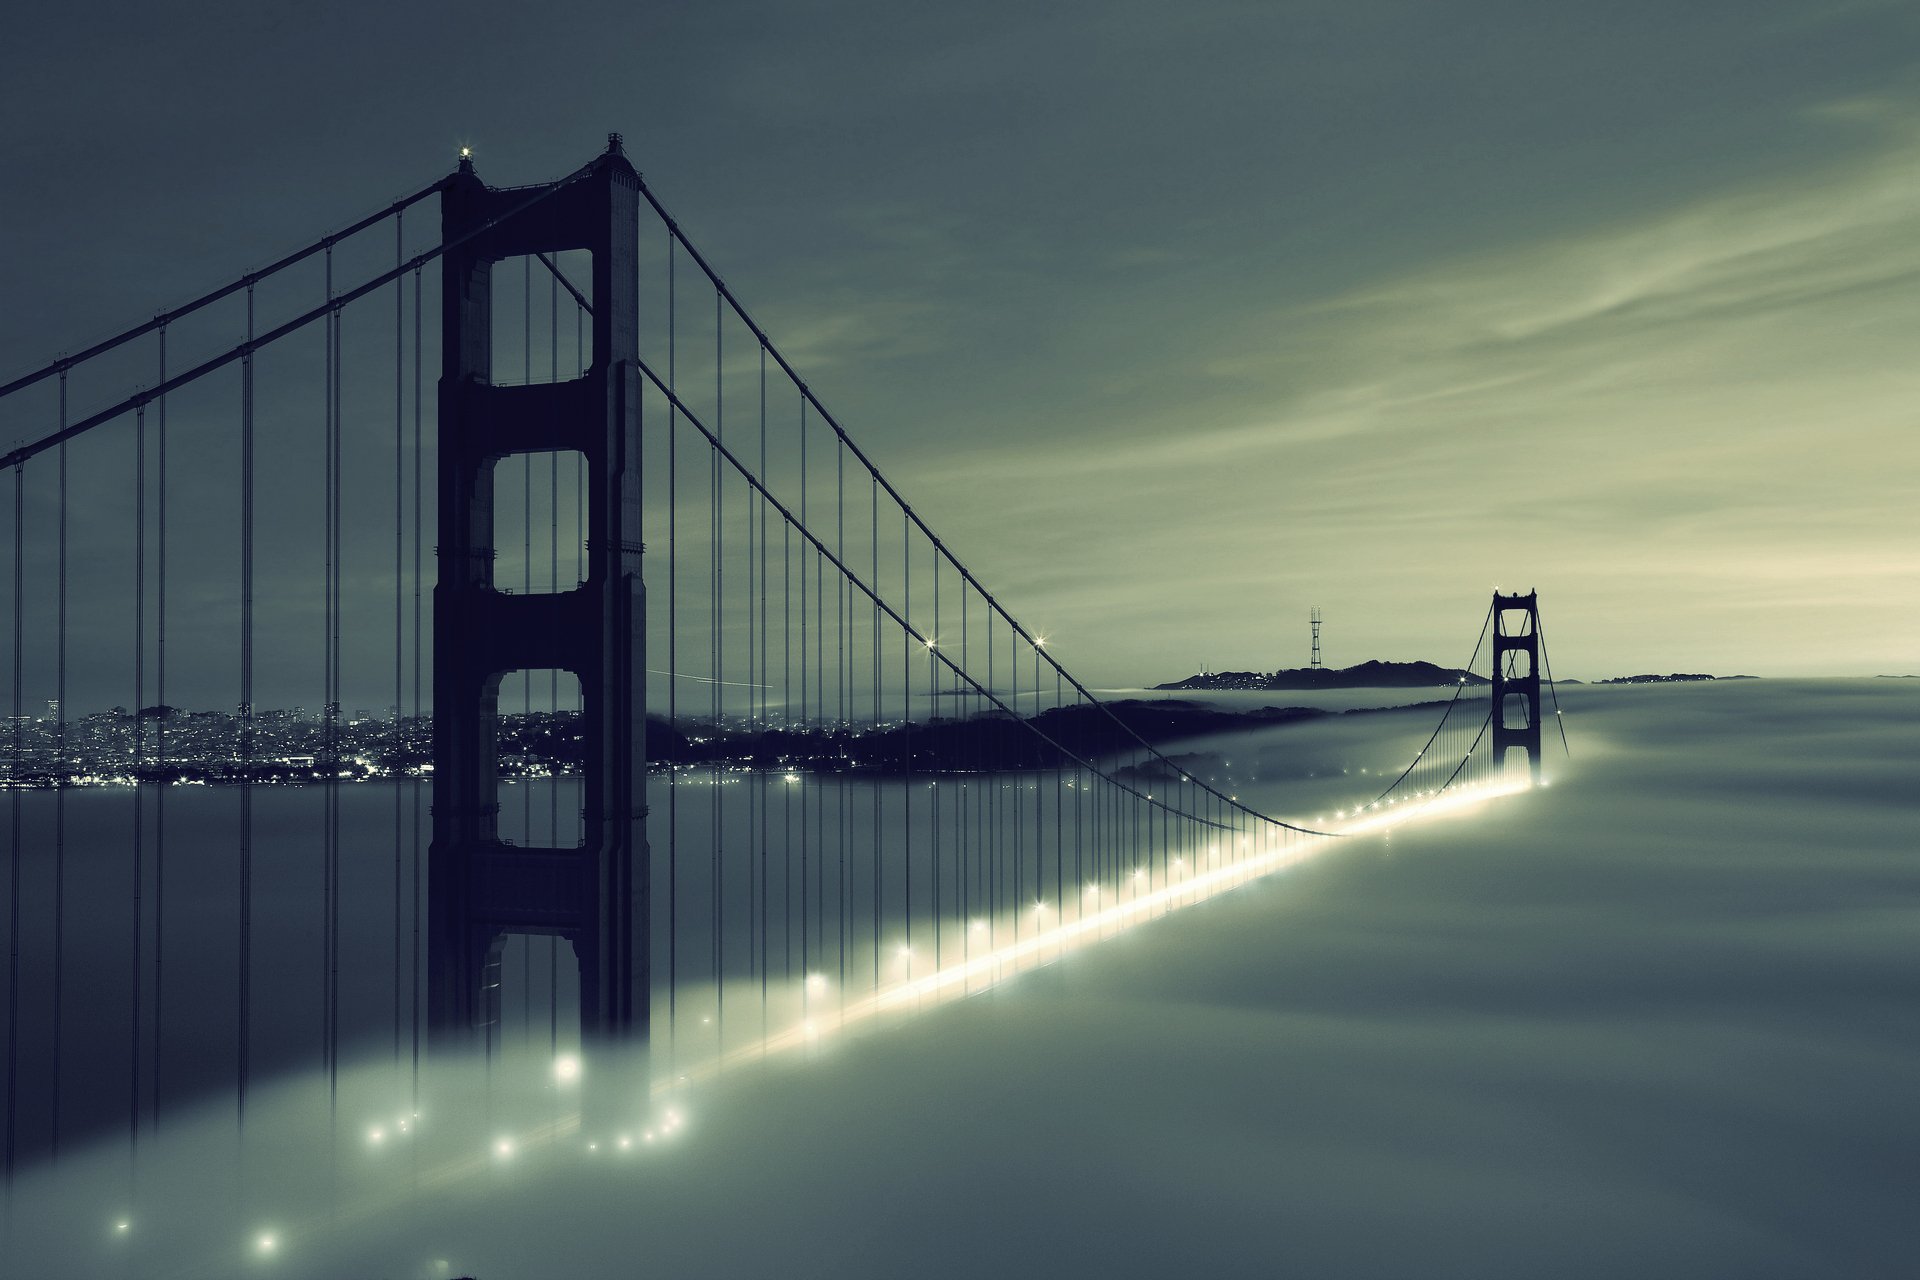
{"left": 1490, "top": 590, "right": 1542, "bottom": 783}
{"left": 428, "top": 138, "right": 648, "bottom": 1057}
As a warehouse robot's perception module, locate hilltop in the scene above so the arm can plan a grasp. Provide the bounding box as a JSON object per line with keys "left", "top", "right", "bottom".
{"left": 1156, "top": 659, "right": 1488, "bottom": 691}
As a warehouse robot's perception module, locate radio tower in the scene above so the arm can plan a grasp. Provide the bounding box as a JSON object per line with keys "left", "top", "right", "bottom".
{"left": 1310, "top": 607, "right": 1323, "bottom": 670}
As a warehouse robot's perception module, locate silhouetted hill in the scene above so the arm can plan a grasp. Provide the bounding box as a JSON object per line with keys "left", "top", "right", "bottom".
{"left": 667, "top": 700, "right": 1327, "bottom": 774}
{"left": 1156, "top": 660, "right": 1487, "bottom": 691}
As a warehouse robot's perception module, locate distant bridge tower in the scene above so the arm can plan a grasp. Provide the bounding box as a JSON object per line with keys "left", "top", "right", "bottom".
{"left": 1491, "top": 590, "right": 1542, "bottom": 783}
{"left": 428, "top": 137, "right": 649, "bottom": 1057}
{"left": 1309, "top": 607, "right": 1323, "bottom": 670}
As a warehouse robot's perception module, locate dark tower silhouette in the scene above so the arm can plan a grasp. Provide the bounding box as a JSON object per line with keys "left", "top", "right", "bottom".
{"left": 1309, "top": 607, "right": 1323, "bottom": 670}
{"left": 427, "top": 137, "right": 648, "bottom": 1056}
{"left": 1490, "top": 590, "right": 1542, "bottom": 783}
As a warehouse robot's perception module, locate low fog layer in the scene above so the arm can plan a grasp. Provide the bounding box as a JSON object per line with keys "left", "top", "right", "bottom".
{"left": 8, "top": 679, "right": 1915, "bottom": 1278}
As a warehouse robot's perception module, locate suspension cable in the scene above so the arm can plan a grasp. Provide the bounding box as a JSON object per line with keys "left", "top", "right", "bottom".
{"left": 1537, "top": 607, "right": 1572, "bottom": 757}
{"left": 635, "top": 358, "right": 1298, "bottom": 835}
{"left": 2, "top": 164, "right": 596, "bottom": 472}
{"left": 0, "top": 181, "right": 447, "bottom": 402}
{"left": 1355, "top": 600, "right": 1496, "bottom": 813}
{"left": 633, "top": 172, "right": 1332, "bottom": 839}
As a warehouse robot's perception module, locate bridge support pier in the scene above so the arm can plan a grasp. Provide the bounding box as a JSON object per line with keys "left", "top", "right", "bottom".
{"left": 427, "top": 137, "right": 649, "bottom": 1103}
{"left": 1491, "top": 590, "right": 1542, "bottom": 784}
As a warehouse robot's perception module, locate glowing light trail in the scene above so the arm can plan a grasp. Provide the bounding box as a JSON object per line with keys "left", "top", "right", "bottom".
{"left": 666, "top": 777, "right": 1534, "bottom": 1085}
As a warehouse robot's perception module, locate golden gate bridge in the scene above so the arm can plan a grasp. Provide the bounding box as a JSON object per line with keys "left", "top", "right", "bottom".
{"left": 0, "top": 135, "right": 1564, "bottom": 1186}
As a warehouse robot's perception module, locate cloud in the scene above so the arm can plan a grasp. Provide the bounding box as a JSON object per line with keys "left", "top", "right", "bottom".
{"left": 892, "top": 97, "right": 1920, "bottom": 678}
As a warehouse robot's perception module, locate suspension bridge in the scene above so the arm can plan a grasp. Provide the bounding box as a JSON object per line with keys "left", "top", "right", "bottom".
{"left": 0, "top": 135, "right": 1565, "bottom": 1186}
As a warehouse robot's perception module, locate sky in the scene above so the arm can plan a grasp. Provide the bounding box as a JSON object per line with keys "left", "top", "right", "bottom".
{"left": 3, "top": 0, "right": 1918, "bottom": 703}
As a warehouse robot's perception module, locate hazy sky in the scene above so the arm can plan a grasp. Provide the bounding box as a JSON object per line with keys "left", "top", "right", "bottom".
{"left": 3, "top": 0, "right": 1918, "bottom": 690}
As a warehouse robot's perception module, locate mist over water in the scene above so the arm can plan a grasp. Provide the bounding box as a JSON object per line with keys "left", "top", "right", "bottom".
{"left": 5, "top": 679, "right": 1915, "bottom": 1278}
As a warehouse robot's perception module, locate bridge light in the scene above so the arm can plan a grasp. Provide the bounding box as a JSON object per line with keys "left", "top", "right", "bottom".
{"left": 1035, "top": 635, "right": 1048, "bottom": 649}
{"left": 459, "top": 145, "right": 472, "bottom": 159}
{"left": 494, "top": 1138, "right": 515, "bottom": 1159}
{"left": 255, "top": 1231, "right": 279, "bottom": 1255}
{"left": 553, "top": 1053, "right": 582, "bottom": 1084}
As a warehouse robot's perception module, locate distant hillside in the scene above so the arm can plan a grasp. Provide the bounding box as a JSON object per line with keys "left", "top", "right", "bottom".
{"left": 1157, "top": 660, "right": 1488, "bottom": 691}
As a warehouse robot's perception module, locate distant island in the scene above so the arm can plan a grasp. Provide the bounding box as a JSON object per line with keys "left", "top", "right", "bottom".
{"left": 1157, "top": 659, "right": 1487, "bottom": 691}
{"left": 1595, "top": 673, "right": 1758, "bottom": 684}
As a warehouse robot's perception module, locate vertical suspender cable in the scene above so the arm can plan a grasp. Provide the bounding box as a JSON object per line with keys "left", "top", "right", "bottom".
{"left": 321, "top": 252, "right": 334, "bottom": 1087}
{"left": 1537, "top": 609, "right": 1571, "bottom": 759}
{"left": 666, "top": 231, "right": 678, "bottom": 1067}
{"left": 522, "top": 256, "right": 532, "bottom": 1043}
{"left": 323, "top": 246, "right": 340, "bottom": 1110}
{"left": 836, "top": 443, "right": 848, "bottom": 1005}
{"left": 758, "top": 344, "right": 769, "bottom": 1030}
{"left": 869, "top": 468, "right": 879, "bottom": 984}
{"left": 132, "top": 401, "right": 146, "bottom": 1153}
{"left": 5, "top": 461, "right": 21, "bottom": 1183}
{"left": 52, "top": 374, "right": 69, "bottom": 1158}
{"left": 902, "top": 511, "right": 911, "bottom": 959}
{"left": 812, "top": 433, "right": 823, "bottom": 968}
{"left": 1012, "top": 621, "right": 1021, "bottom": 938}
{"left": 781, "top": 454, "right": 790, "bottom": 983}
{"left": 930, "top": 549, "right": 939, "bottom": 968}
{"left": 798, "top": 397, "right": 809, "bottom": 982}
{"left": 393, "top": 215, "right": 405, "bottom": 1068}
{"left": 548, "top": 267, "right": 559, "bottom": 1053}
{"left": 1055, "top": 664, "right": 1063, "bottom": 914}
{"left": 712, "top": 291, "right": 723, "bottom": 1059}
{"left": 239, "top": 283, "right": 255, "bottom": 1127}
{"left": 410, "top": 265, "right": 423, "bottom": 1104}
{"left": 332, "top": 274, "right": 344, "bottom": 1101}
{"left": 154, "top": 324, "right": 169, "bottom": 1129}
